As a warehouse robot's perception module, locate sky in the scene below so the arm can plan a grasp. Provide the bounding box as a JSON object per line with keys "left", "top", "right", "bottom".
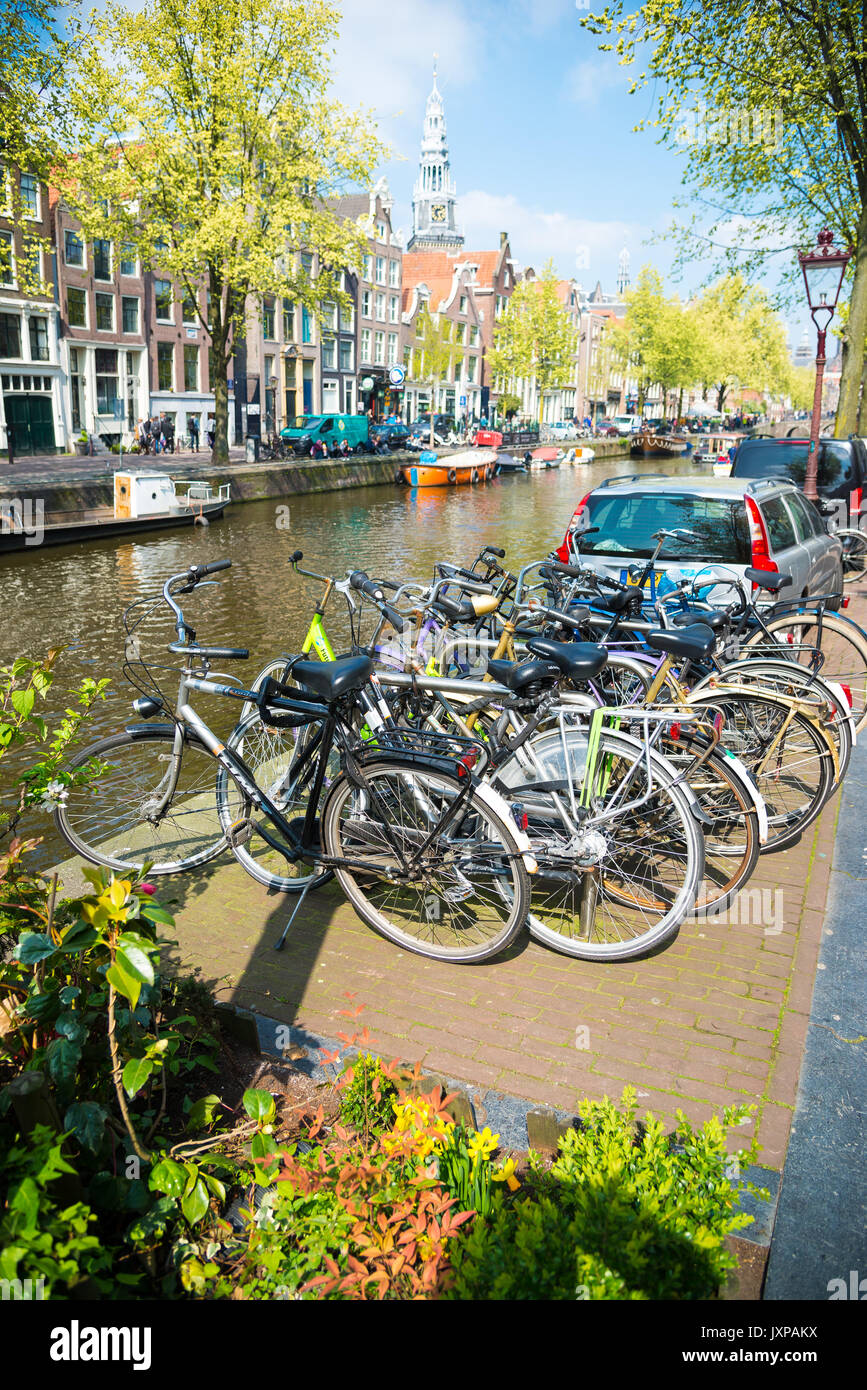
{"left": 329, "top": 0, "right": 816, "bottom": 350}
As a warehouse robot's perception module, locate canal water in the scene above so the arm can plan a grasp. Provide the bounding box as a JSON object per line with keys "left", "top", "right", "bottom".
{"left": 1, "top": 453, "right": 698, "bottom": 864}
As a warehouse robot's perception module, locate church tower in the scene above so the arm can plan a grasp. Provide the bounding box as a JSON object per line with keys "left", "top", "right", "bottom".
{"left": 617, "top": 247, "right": 631, "bottom": 297}
{"left": 408, "top": 57, "right": 464, "bottom": 253}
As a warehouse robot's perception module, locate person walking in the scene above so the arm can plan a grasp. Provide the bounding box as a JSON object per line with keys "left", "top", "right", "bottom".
{"left": 188, "top": 415, "right": 200, "bottom": 453}
{"left": 137, "top": 417, "right": 150, "bottom": 455}
{"left": 162, "top": 413, "right": 175, "bottom": 455}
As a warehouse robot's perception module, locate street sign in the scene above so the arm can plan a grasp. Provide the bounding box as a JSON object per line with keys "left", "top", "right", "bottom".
{"left": 388, "top": 365, "right": 406, "bottom": 387}
{"left": 459, "top": 395, "right": 467, "bottom": 407}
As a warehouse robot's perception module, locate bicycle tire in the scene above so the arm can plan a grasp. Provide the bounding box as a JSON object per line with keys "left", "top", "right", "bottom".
{"left": 55, "top": 728, "right": 231, "bottom": 874}
{"left": 496, "top": 727, "right": 705, "bottom": 961}
{"left": 685, "top": 689, "right": 835, "bottom": 853}
{"left": 836, "top": 527, "right": 867, "bottom": 584}
{"left": 218, "top": 712, "right": 336, "bottom": 893}
{"left": 744, "top": 610, "right": 867, "bottom": 733}
{"left": 321, "top": 759, "right": 529, "bottom": 962}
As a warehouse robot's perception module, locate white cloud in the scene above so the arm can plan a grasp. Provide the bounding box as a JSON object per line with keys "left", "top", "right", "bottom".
{"left": 459, "top": 189, "right": 640, "bottom": 282}
{"left": 564, "top": 54, "right": 634, "bottom": 106}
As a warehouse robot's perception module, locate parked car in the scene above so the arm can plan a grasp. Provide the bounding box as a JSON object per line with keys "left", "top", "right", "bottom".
{"left": 554, "top": 474, "right": 843, "bottom": 604}
{"left": 548, "top": 421, "right": 578, "bottom": 439}
{"left": 372, "top": 422, "right": 411, "bottom": 450}
{"left": 280, "top": 413, "right": 369, "bottom": 456}
{"left": 411, "top": 413, "right": 456, "bottom": 438}
{"left": 610, "top": 413, "right": 641, "bottom": 437}
{"left": 730, "top": 436, "right": 867, "bottom": 530}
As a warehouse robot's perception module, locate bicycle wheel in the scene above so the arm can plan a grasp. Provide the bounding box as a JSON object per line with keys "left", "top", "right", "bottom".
{"left": 496, "top": 727, "right": 704, "bottom": 961}
{"left": 218, "top": 713, "right": 336, "bottom": 893}
{"left": 686, "top": 690, "right": 835, "bottom": 853}
{"left": 55, "top": 728, "right": 230, "bottom": 874}
{"left": 321, "top": 760, "right": 528, "bottom": 962}
{"left": 744, "top": 611, "right": 867, "bottom": 732}
{"left": 240, "top": 657, "right": 296, "bottom": 723}
{"left": 702, "top": 658, "right": 853, "bottom": 785}
{"left": 837, "top": 528, "right": 867, "bottom": 584}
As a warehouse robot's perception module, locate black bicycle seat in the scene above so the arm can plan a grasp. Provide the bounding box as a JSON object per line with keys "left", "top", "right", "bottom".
{"left": 486, "top": 657, "right": 561, "bottom": 691}
{"left": 646, "top": 624, "right": 716, "bottom": 661}
{"left": 744, "top": 568, "right": 792, "bottom": 592}
{"left": 293, "top": 655, "right": 374, "bottom": 701}
{"left": 525, "top": 638, "right": 608, "bottom": 681}
{"left": 670, "top": 609, "right": 730, "bottom": 633}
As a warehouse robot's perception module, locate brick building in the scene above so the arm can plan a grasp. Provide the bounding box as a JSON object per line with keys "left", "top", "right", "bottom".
{"left": 401, "top": 252, "right": 484, "bottom": 424}
{"left": 333, "top": 182, "right": 403, "bottom": 422}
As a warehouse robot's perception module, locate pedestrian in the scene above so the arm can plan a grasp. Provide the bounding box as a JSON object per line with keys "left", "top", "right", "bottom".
{"left": 137, "top": 417, "right": 150, "bottom": 455}
{"left": 162, "top": 414, "right": 175, "bottom": 455}
{"left": 188, "top": 415, "right": 200, "bottom": 453}
{"left": 207, "top": 418, "right": 215, "bottom": 450}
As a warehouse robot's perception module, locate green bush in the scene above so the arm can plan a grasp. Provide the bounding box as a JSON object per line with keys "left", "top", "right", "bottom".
{"left": 447, "top": 1088, "right": 760, "bottom": 1301}
{"left": 338, "top": 1052, "right": 397, "bottom": 1141}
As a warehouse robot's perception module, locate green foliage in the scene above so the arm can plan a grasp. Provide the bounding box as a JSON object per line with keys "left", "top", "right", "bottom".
{"left": 490, "top": 262, "right": 575, "bottom": 423}
{"left": 338, "top": 1052, "right": 398, "bottom": 1141}
{"left": 448, "top": 1088, "right": 760, "bottom": 1301}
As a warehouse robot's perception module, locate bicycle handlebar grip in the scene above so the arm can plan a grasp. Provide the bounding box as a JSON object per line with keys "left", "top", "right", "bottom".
{"left": 349, "top": 570, "right": 385, "bottom": 601}
{"left": 482, "top": 545, "right": 506, "bottom": 558}
{"left": 383, "top": 604, "right": 405, "bottom": 634}
{"left": 288, "top": 550, "right": 303, "bottom": 564}
{"left": 191, "top": 559, "right": 231, "bottom": 580}
{"left": 549, "top": 561, "right": 583, "bottom": 578}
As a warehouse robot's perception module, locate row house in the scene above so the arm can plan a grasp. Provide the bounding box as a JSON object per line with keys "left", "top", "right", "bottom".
{"left": 245, "top": 252, "right": 323, "bottom": 438}
{"left": 334, "top": 182, "right": 403, "bottom": 421}
{"left": 0, "top": 171, "right": 66, "bottom": 455}
{"left": 454, "top": 233, "right": 517, "bottom": 417}
{"left": 400, "top": 254, "right": 484, "bottom": 423}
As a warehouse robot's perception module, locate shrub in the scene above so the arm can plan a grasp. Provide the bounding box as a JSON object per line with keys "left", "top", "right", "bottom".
{"left": 338, "top": 1052, "right": 398, "bottom": 1141}
{"left": 447, "top": 1088, "right": 760, "bottom": 1301}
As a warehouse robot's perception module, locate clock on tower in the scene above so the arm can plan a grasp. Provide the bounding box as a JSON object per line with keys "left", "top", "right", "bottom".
{"left": 431, "top": 204, "right": 446, "bottom": 223}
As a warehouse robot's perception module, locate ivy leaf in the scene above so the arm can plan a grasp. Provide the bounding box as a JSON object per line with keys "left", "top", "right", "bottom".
{"left": 59, "top": 985, "right": 81, "bottom": 1005}
{"left": 64, "top": 1101, "right": 109, "bottom": 1153}
{"left": 180, "top": 1177, "right": 210, "bottom": 1225}
{"left": 57, "top": 920, "right": 100, "bottom": 954}
{"left": 149, "top": 1158, "right": 188, "bottom": 1198}
{"left": 14, "top": 932, "right": 57, "bottom": 965}
{"left": 55, "top": 1011, "right": 87, "bottom": 1046}
{"left": 242, "top": 1088, "right": 276, "bottom": 1123}
{"left": 122, "top": 1056, "right": 154, "bottom": 1098}
{"left": 10, "top": 1177, "right": 39, "bottom": 1235}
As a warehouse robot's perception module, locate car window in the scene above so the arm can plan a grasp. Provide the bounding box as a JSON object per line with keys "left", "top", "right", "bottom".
{"left": 320, "top": 419, "right": 334, "bottom": 433}
{"left": 733, "top": 439, "right": 853, "bottom": 491}
{"left": 784, "top": 493, "right": 811, "bottom": 543}
{"left": 760, "top": 496, "right": 797, "bottom": 552}
{"left": 582, "top": 492, "right": 750, "bottom": 562}
{"left": 789, "top": 491, "right": 824, "bottom": 539}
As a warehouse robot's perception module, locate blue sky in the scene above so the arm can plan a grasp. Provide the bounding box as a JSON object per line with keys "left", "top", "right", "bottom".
{"left": 331, "top": 0, "right": 815, "bottom": 349}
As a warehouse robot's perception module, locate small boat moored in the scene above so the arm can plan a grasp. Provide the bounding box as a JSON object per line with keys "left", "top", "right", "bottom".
{"left": 399, "top": 448, "right": 498, "bottom": 487}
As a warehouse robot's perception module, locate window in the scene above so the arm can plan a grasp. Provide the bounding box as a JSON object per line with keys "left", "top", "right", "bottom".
{"left": 301, "top": 251, "right": 314, "bottom": 279}
{"left": 122, "top": 296, "right": 139, "bottom": 333}
{"left": 64, "top": 230, "right": 84, "bottom": 267}
{"left": 363, "top": 253, "right": 374, "bottom": 281}
{"left": 321, "top": 300, "right": 337, "bottom": 331}
{"left": 360, "top": 327, "right": 371, "bottom": 361}
{"left": 375, "top": 256, "right": 386, "bottom": 285}
{"left": 282, "top": 299, "right": 294, "bottom": 339}
{"left": 95, "top": 348, "right": 119, "bottom": 415}
{"left": 339, "top": 301, "right": 354, "bottom": 333}
{"left": 321, "top": 336, "right": 336, "bottom": 369}
{"left": 119, "top": 243, "right": 137, "bottom": 276}
{"left": 28, "top": 316, "right": 48, "bottom": 362}
{"left": 469, "top": 325, "right": 479, "bottom": 347}
{"left": 0, "top": 313, "right": 22, "bottom": 358}
{"left": 183, "top": 344, "right": 198, "bottom": 392}
{"left": 361, "top": 289, "right": 371, "bottom": 318}
{"left": 301, "top": 304, "right": 313, "bottom": 343}
{"left": 67, "top": 287, "right": 87, "bottom": 328}
{"left": 387, "top": 333, "right": 398, "bottom": 366}
{"left": 0, "top": 230, "right": 12, "bottom": 287}
{"left": 789, "top": 491, "right": 824, "bottom": 538}
{"left": 154, "top": 279, "right": 173, "bottom": 321}
{"left": 467, "top": 355, "right": 477, "bottom": 383}
{"left": 389, "top": 295, "right": 399, "bottom": 324}
{"left": 760, "top": 495, "right": 797, "bottom": 552}
{"left": 182, "top": 289, "right": 198, "bottom": 325}
{"left": 264, "top": 354, "right": 274, "bottom": 385}
{"left": 339, "top": 338, "right": 353, "bottom": 372}
{"left": 456, "top": 323, "right": 466, "bottom": 345}
{"left": 503, "top": 271, "right": 510, "bottom": 289}
{"left": 375, "top": 292, "right": 386, "bottom": 322}
{"left": 580, "top": 491, "right": 750, "bottom": 563}
{"left": 376, "top": 220, "right": 386, "bottom": 241}
{"left": 20, "top": 173, "right": 38, "bottom": 217}
{"left": 93, "top": 238, "right": 112, "bottom": 281}
{"left": 389, "top": 258, "right": 399, "bottom": 288}
{"left": 157, "top": 341, "right": 174, "bottom": 391}
{"left": 459, "top": 295, "right": 467, "bottom": 313}
{"left": 374, "top": 331, "right": 385, "bottom": 365}
{"left": 263, "top": 297, "right": 276, "bottom": 339}
{"left": 95, "top": 292, "right": 114, "bottom": 331}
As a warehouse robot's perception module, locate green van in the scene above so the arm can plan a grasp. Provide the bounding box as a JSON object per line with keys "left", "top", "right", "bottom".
{"left": 280, "top": 414, "right": 370, "bottom": 456}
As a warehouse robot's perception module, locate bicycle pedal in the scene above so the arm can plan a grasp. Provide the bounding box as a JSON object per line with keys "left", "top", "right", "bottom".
{"left": 226, "top": 817, "right": 253, "bottom": 847}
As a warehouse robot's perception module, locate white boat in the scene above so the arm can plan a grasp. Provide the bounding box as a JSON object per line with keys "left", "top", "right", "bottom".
{"left": 563, "top": 445, "right": 596, "bottom": 465}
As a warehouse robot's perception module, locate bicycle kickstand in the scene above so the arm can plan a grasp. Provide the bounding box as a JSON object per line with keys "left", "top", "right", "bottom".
{"left": 274, "top": 874, "right": 316, "bottom": 951}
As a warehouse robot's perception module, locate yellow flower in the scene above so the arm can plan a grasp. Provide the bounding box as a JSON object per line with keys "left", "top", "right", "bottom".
{"left": 467, "top": 1127, "right": 499, "bottom": 1165}
{"left": 492, "top": 1156, "right": 521, "bottom": 1192}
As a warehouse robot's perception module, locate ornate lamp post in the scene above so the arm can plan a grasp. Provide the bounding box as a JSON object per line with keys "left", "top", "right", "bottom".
{"left": 798, "top": 228, "right": 852, "bottom": 499}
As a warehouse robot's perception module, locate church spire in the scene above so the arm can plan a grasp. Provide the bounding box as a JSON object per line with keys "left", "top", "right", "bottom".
{"left": 408, "top": 57, "right": 464, "bottom": 253}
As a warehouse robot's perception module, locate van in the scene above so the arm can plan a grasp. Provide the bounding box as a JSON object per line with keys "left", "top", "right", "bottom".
{"left": 731, "top": 436, "right": 867, "bottom": 529}
{"left": 280, "top": 414, "right": 370, "bottom": 456}
{"left": 611, "top": 414, "right": 640, "bottom": 437}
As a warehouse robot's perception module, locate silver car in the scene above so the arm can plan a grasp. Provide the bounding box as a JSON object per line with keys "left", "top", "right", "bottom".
{"left": 556, "top": 474, "right": 844, "bottom": 605}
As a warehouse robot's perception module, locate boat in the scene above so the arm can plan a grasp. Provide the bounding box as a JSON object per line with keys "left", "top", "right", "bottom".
{"left": 399, "top": 448, "right": 498, "bottom": 487}
{"left": 629, "top": 427, "right": 689, "bottom": 458}
{"left": 529, "top": 446, "right": 562, "bottom": 470}
{"left": 692, "top": 431, "right": 743, "bottom": 466}
{"left": 0, "top": 472, "right": 231, "bottom": 553}
{"left": 495, "top": 452, "right": 527, "bottom": 474}
{"left": 563, "top": 445, "right": 596, "bottom": 465}
{"left": 473, "top": 428, "right": 504, "bottom": 448}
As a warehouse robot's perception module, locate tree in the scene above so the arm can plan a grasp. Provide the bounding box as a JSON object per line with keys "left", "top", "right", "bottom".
{"left": 607, "top": 265, "right": 699, "bottom": 415}
{"left": 497, "top": 391, "right": 522, "bottom": 422}
{"left": 63, "top": 0, "right": 384, "bottom": 461}
{"left": 489, "top": 262, "right": 575, "bottom": 424}
{"left": 414, "top": 305, "right": 458, "bottom": 447}
{"left": 580, "top": 1, "right": 867, "bottom": 437}
{"left": 692, "top": 275, "right": 792, "bottom": 413}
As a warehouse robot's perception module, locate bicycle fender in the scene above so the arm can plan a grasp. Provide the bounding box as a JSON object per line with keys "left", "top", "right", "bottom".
{"left": 472, "top": 779, "right": 538, "bottom": 874}
{"left": 714, "top": 750, "right": 770, "bottom": 845}
{"left": 825, "top": 679, "right": 858, "bottom": 747}
{"left": 123, "top": 722, "right": 180, "bottom": 738}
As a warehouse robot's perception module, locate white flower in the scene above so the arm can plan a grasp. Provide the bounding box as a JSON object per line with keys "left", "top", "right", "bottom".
{"left": 35, "top": 780, "right": 69, "bottom": 811}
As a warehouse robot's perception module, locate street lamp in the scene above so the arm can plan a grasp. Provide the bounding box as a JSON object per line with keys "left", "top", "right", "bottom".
{"left": 798, "top": 228, "right": 852, "bottom": 499}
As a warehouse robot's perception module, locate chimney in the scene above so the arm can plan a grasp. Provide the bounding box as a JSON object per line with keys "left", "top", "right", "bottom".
{"left": 500, "top": 231, "right": 508, "bottom": 248}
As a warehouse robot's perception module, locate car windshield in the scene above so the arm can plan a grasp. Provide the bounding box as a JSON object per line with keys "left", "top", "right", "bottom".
{"left": 582, "top": 491, "right": 750, "bottom": 562}
{"left": 733, "top": 440, "right": 852, "bottom": 489}
{"left": 290, "top": 415, "right": 321, "bottom": 431}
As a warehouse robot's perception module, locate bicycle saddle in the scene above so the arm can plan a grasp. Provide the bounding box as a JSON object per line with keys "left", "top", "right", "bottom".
{"left": 293, "top": 655, "right": 374, "bottom": 701}
{"left": 645, "top": 624, "right": 716, "bottom": 661}
{"left": 486, "top": 657, "right": 562, "bottom": 691}
{"left": 525, "top": 638, "right": 608, "bottom": 681}
{"left": 744, "top": 568, "right": 792, "bottom": 591}
{"left": 670, "top": 609, "right": 730, "bottom": 633}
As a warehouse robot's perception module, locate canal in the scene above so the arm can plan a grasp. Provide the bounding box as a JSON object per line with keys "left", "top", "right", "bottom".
{"left": 1, "top": 454, "right": 698, "bottom": 864}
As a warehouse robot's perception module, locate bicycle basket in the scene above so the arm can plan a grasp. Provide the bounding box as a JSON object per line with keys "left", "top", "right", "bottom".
{"left": 258, "top": 676, "right": 327, "bottom": 728}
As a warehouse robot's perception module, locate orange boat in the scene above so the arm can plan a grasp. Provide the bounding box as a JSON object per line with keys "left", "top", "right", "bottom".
{"left": 399, "top": 449, "right": 498, "bottom": 487}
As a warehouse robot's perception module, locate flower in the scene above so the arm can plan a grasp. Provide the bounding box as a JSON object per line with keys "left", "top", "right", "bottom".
{"left": 467, "top": 1127, "right": 499, "bottom": 1165}
{"left": 492, "top": 1156, "right": 521, "bottom": 1192}
{"left": 35, "top": 779, "right": 68, "bottom": 812}
{"left": 139, "top": 882, "right": 156, "bottom": 896}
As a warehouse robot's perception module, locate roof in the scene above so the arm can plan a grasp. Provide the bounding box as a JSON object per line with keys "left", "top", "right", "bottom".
{"left": 402, "top": 250, "right": 482, "bottom": 317}
{"left": 590, "top": 474, "right": 797, "bottom": 498}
